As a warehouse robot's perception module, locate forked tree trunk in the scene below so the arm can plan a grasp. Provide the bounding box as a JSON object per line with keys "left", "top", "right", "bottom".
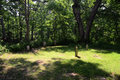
{"left": 72, "top": 0, "right": 102, "bottom": 43}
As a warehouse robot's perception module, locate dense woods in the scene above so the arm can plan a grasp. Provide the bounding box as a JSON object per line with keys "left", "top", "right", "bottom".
{"left": 0, "top": 0, "right": 120, "bottom": 52}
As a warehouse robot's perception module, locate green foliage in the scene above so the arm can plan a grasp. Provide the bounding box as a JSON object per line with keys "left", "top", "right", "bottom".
{"left": 0, "top": 0, "right": 120, "bottom": 52}
{"left": 9, "top": 43, "right": 27, "bottom": 52}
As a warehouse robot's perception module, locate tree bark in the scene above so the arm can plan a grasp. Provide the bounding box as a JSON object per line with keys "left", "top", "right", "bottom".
{"left": 31, "top": 22, "right": 34, "bottom": 40}
{"left": 72, "top": 3, "right": 84, "bottom": 42}
{"left": 15, "top": 9, "right": 19, "bottom": 40}
{"left": 47, "top": 27, "right": 50, "bottom": 39}
{"left": 84, "top": 0, "right": 102, "bottom": 43}
{"left": 25, "top": 0, "right": 29, "bottom": 42}
{"left": 72, "top": 0, "right": 102, "bottom": 43}
{"left": 1, "top": 18, "right": 6, "bottom": 41}
{"left": 19, "top": 1, "right": 22, "bottom": 40}
{"left": 19, "top": 13, "right": 22, "bottom": 40}
{"left": 41, "top": 27, "right": 43, "bottom": 41}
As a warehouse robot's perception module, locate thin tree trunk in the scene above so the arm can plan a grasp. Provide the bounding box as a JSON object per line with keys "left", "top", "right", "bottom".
{"left": 1, "top": 18, "right": 6, "bottom": 40}
{"left": 95, "top": 27, "right": 98, "bottom": 41}
{"left": 19, "top": 12, "right": 22, "bottom": 40}
{"left": 115, "top": 22, "right": 118, "bottom": 36}
{"left": 47, "top": 27, "right": 50, "bottom": 39}
{"left": 19, "top": 15, "right": 22, "bottom": 40}
{"left": 31, "top": 10, "right": 37, "bottom": 40}
{"left": 41, "top": 27, "right": 43, "bottom": 41}
{"left": 25, "top": 0, "right": 29, "bottom": 42}
{"left": 19, "top": 1, "right": 22, "bottom": 40}
{"left": 15, "top": 10, "right": 19, "bottom": 40}
{"left": 31, "top": 22, "right": 34, "bottom": 40}
{"left": 27, "top": 0, "right": 29, "bottom": 42}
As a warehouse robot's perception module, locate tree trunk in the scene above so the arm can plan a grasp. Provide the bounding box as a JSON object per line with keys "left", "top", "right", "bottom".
{"left": 19, "top": 13, "right": 22, "bottom": 40}
{"left": 25, "top": 0, "right": 29, "bottom": 42}
{"left": 1, "top": 18, "right": 6, "bottom": 41}
{"left": 15, "top": 10, "right": 19, "bottom": 40}
{"left": 41, "top": 27, "right": 44, "bottom": 41}
{"left": 47, "top": 27, "right": 50, "bottom": 39}
{"left": 19, "top": 1, "right": 22, "bottom": 40}
{"left": 84, "top": 0, "right": 102, "bottom": 43}
{"left": 72, "top": 0, "right": 102, "bottom": 43}
{"left": 95, "top": 27, "right": 98, "bottom": 41}
{"left": 72, "top": 3, "right": 84, "bottom": 42}
{"left": 31, "top": 24, "right": 34, "bottom": 40}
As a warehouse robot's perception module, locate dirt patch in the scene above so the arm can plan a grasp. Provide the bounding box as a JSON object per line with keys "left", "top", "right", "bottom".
{"left": 36, "top": 60, "right": 44, "bottom": 65}
{"left": 64, "top": 73, "right": 78, "bottom": 77}
{"left": 63, "top": 73, "right": 88, "bottom": 80}
{"left": 95, "top": 76, "right": 106, "bottom": 80}
{"left": 94, "top": 54, "right": 101, "bottom": 59}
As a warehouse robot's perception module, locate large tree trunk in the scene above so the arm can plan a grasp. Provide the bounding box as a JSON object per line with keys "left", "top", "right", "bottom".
{"left": 84, "top": 0, "right": 102, "bottom": 43}
{"left": 72, "top": 3, "right": 84, "bottom": 42}
{"left": 72, "top": 0, "right": 102, "bottom": 43}
{"left": 1, "top": 18, "right": 6, "bottom": 41}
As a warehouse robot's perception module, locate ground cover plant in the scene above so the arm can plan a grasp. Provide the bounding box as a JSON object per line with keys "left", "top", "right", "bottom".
{"left": 0, "top": 46, "right": 120, "bottom": 80}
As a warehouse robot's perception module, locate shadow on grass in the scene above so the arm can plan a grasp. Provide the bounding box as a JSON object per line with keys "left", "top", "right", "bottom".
{"left": 8, "top": 47, "right": 42, "bottom": 55}
{"left": 89, "top": 43, "right": 120, "bottom": 54}
{"left": 40, "top": 45, "right": 120, "bottom": 54}
{"left": 91, "top": 48, "right": 120, "bottom": 54}
{"left": 0, "top": 57, "right": 119, "bottom": 80}
{"left": 40, "top": 46, "right": 86, "bottom": 53}
{"left": 0, "top": 58, "right": 41, "bottom": 80}
{"left": 37, "top": 58, "right": 119, "bottom": 80}
{"left": 1, "top": 41, "right": 120, "bottom": 54}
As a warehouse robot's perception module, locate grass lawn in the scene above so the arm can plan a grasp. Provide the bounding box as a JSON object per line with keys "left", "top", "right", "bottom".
{"left": 0, "top": 46, "right": 120, "bottom": 80}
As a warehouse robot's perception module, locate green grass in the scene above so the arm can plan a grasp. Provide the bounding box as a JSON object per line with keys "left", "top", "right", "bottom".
{"left": 0, "top": 46, "right": 120, "bottom": 80}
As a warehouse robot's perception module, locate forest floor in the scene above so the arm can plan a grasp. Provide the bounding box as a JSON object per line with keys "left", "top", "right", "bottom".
{"left": 0, "top": 46, "right": 120, "bottom": 80}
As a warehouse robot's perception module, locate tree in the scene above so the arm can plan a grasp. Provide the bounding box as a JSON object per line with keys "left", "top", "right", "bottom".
{"left": 25, "top": 0, "right": 30, "bottom": 42}
{"left": 72, "top": 0, "right": 102, "bottom": 43}
{"left": 0, "top": 0, "right": 6, "bottom": 41}
{"left": 0, "top": 17, "right": 6, "bottom": 41}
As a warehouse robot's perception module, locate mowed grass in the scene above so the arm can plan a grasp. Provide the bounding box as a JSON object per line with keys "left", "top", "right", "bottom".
{"left": 0, "top": 46, "right": 120, "bottom": 80}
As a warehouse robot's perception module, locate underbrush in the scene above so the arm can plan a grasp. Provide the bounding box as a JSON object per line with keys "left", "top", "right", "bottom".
{"left": 0, "top": 38, "right": 120, "bottom": 53}
{"left": 0, "top": 39, "right": 53, "bottom": 53}
{"left": 89, "top": 42, "right": 120, "bottom": 50}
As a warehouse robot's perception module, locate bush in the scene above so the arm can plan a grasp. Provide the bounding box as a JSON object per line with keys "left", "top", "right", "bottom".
{"left": 0, "top": 44, "right": 9, "bottom": 54}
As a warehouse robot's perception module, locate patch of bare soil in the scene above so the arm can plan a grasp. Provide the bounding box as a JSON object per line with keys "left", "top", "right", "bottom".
{"left": 64, "top": 73, "right": 78, "bottom": 77}
{"left": 94, "top": 54, "right": 101, "bottom": 59}
{"left": 36, "top": 60, "right": 44, "bottom": 65}
{"left": 63, "top": 73, "right": 88, "bottom": 80}
{"left": 95, "top": 76, "right": 106, "bottom": 80}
